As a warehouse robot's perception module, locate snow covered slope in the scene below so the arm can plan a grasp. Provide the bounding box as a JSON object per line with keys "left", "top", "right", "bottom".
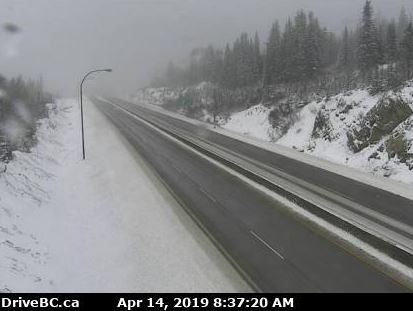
{"left": 222, "top": 105, "right": 274, "bottom": 141}
{"left": 277, "top": 86, "right": 413, "bottom": 184}
{"left": 133, "top": 82, "right": 413, "bottom": 186}
{"left": 224, "top": 84, "right": 413, "bottom": 185}
{"left": 0, "top": 98, "right": 249, "bottom": 292}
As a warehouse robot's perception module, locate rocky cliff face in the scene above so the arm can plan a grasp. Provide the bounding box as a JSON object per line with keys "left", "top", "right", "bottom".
{"left": 276, "top": 82, "right": 413, "bottom": 183}
{"left": 347, "top": 95, "right": 413, "bottom": 153}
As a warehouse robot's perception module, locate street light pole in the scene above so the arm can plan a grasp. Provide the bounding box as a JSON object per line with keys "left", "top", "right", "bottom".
{"left": 80, "top": 68, "right": 112, "bottom": 160}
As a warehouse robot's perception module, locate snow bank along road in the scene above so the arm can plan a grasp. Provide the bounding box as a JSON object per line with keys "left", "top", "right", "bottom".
{"left": 0, "top": 99, "right": 249, "bottom": 292}
{"left": 94, "top": 97, "right": 413, "bottom": 292}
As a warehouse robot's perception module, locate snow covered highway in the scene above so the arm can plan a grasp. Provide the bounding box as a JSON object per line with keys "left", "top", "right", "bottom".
{"left": 94, "top": 97, "right": 413, "bottom": 292}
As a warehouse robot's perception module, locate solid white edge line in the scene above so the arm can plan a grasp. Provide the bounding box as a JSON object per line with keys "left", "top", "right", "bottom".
{"left": 250, "top": 230, "right": 285, "bottom": 260}
{"left": 108, "top": 99, "right": 413, "bottom": 289}
{"left": 146, "top": 118, "right": 413, "bottom": 256}
{"left": 120, "top": 97, "right": 413, "bottom": 202}
{"left": 190, "top": 139, "right": 413, "bottom": 255}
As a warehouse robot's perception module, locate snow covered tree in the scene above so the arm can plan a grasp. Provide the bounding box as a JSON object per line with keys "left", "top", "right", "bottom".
{"left": 358, "top": 1, "right": 380, "bottom": 73}
{"left": 368, "top": 68, "right": 385, "bottom": 95}
{"left": 305, "top": 12, "right": 322, "bottom": 79}
{"left": 154, "top": 1, "right": 411, "bottom": 99}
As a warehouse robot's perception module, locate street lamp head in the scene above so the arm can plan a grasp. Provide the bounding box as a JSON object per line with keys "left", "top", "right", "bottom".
{"left": 80, "top": 67, "right": 113, "bottom": 160}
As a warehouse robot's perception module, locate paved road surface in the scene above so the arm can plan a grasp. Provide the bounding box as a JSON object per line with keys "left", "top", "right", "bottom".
{"left": 95, "top": 98, "right": 409, "bottom": 292}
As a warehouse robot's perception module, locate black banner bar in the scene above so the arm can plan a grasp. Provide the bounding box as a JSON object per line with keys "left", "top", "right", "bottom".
{"left": 0, "top": 294, "right": 411, "bottom": 311}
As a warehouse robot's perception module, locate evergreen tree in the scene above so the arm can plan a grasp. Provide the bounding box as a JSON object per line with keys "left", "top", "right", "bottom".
{"left": 188, "top": 48, "right": 201, "bottom": 85}
{"left": 155, "top": 1, "right": 411, "bottom": 95}
{"left": 340, "top": 26, "right": 352, "bottom": 70}
{"left": 253, "top": 32, "right": 263, "bottom": 83}
{"left": 401, "top": 22, "right": 413, "bottom": 79}
{"left": 222, "top": 44, "right": 235, "bottom": 88}
{"left": 321, "top": 29, "right": 340, "bottom": 69}
{"left": 398, "top": 7, "right": 409, "bottom": 41}
{"left": 201, "top": 45, "right": 222, "bottom": 84}
{"left": 234, "top": 33, "right": 254, "bottom": 87}
{"left": 376, "top": 17, "right": 387, "bottom": 65}
{"left": 358, "top": 0, "right": 380, "bottom": 73}
{"left": 386, "top": 20, "right": 398, "bottom": 63}
{"left": 386, "top": 63, "right": 403, "bottom": 91}
{"left": 292, "top": 10, "right": 308, "bottom": 80}
{"left": 279, "top": 18, "right": 295, "bottom": 82}
{"left": 305, "top": 12, "right": 322, "bottom": 79}
{"left": 265, "top": 21, "right": 281, "bottom": 84}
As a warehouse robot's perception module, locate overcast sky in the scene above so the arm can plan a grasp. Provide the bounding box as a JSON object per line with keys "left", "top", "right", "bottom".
{"left": 0, "top": 0, "right": 412, "bottom": 96}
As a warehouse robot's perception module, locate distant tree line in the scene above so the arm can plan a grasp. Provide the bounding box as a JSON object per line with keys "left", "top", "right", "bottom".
{"left": 0, "top": 74, "right": 52, "bottom": 163}
{"left": 151, "top": 1, "right": 413, "bottom": 96}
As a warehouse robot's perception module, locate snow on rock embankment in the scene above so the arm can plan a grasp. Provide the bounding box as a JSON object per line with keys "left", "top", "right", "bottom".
{"left": 0, "top": 98, "right": 248, "bottom": 292}
{"left": 225, "top": 83, "right": 413, "bottom": 185}
{"left": 0, "top": 101, "right": 71, "bottom": 292}
{"left": 220, "top": 105, "right": 274, "bottom": 141}
{"left": 131, "top": 82, "right": 413, "bottom": 184}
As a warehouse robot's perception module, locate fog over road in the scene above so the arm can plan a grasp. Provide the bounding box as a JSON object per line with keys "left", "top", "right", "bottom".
{"left": 1, "top": 0, "right": 412, "bottom": 96}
